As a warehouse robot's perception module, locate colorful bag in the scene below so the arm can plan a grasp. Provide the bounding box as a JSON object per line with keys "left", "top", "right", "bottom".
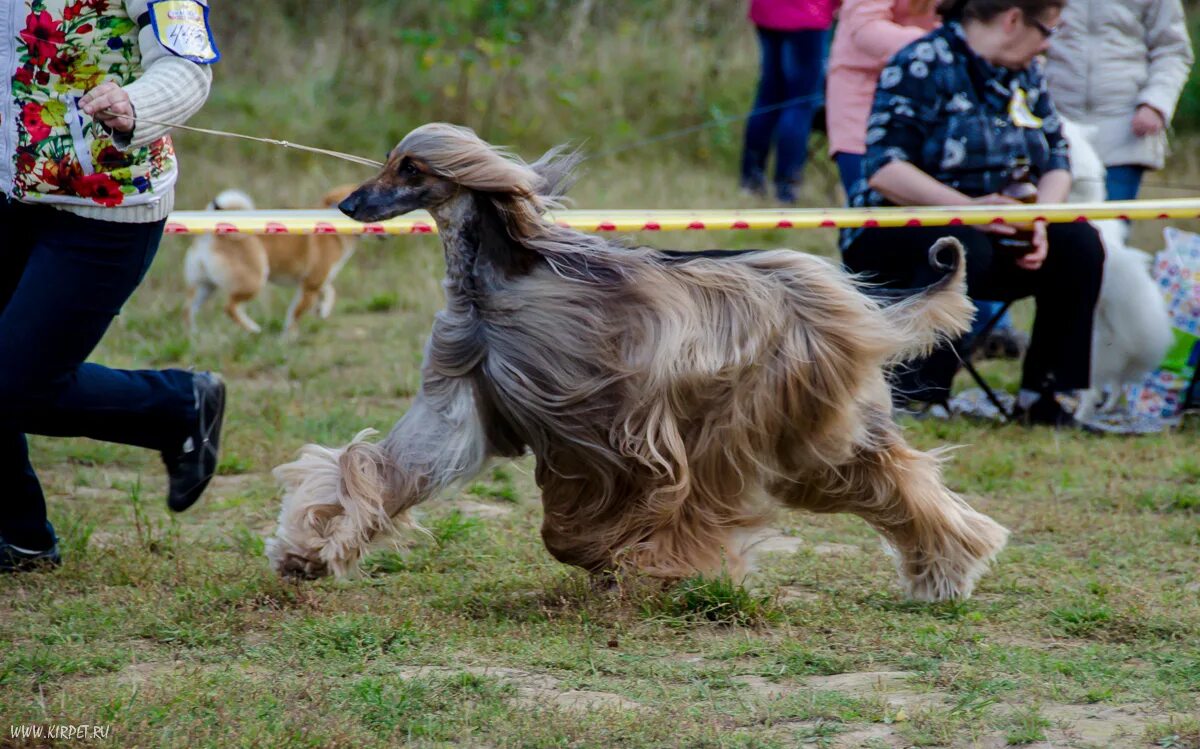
{"left": 1128, "top": 227, "right": 1200, "bottom": 424}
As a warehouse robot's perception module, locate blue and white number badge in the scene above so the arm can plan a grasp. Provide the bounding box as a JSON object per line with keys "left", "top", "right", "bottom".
{"left": 147, "top": 0, "right": 220, "bottom": 64}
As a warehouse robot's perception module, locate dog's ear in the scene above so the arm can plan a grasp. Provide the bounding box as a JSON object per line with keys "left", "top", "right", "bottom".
{"left": 529, "top": 144, "right": 584, "bottom": 201}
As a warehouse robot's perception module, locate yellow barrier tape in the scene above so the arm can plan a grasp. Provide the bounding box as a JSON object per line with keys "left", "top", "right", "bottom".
{"left": 164, "top": 198, "right": 1200, "bottom": 236}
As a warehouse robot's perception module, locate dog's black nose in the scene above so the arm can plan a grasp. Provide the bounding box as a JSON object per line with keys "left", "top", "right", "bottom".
{"left": 338, "top": 193, "right": 362, "bottom": 218}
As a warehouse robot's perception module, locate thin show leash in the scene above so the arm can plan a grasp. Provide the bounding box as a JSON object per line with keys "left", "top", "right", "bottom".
{"left": 100, "top": 109, "right": 385, "bottom": 167}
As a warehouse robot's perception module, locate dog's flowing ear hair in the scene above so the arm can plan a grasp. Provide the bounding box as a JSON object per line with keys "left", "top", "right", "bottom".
{"left": 396, "top": 123, "right": 585, "bottom": 241}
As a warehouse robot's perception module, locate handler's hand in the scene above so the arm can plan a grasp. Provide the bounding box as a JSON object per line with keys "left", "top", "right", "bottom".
{"left": 969, "top": 193, "right": 1019, "bottom": 235}
{"left": 1017, "top": 220, "right": 1049, "bottom": 271}
{"left": 79, "top": 81, "right": 135, "bottom": 133}
{"left": 1132, "top": 104, "right": 1166, "bottom": 138}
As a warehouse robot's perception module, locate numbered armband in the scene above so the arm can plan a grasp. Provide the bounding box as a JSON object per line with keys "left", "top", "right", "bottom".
{"left": 137, "top": 0, "right": 220, "bottom": 64}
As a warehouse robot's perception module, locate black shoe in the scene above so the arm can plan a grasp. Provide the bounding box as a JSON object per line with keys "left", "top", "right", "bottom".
{"left": 1014, "top": 394, "right": 1077, "bottom": 428}
{"left": 163, "top": 372, "right": 226, "bottom": 512}
{"left": 975, "top": 327, "right": 1029, "bottom": 361}
{"left": 1, "top": 533, "right": 61, "bottom": 573}
{"left": 776, "top": 182, "right": 800, "bottom": 205}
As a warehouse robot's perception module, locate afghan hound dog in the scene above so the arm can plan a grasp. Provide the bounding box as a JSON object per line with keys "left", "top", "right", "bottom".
{"left": 267, "top": 123, "right": 1009, "bottom": 601}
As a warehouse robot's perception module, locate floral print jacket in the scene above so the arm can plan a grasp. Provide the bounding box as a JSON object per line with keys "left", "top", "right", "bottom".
{"left": 1, "top": 0, "right": 177, "bottom": 207}
{"left": 842, "top": 22, "right": 1071, "bottom": 251}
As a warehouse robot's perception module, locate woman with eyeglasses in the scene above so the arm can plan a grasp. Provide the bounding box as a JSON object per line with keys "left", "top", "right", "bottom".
{"left": 1045, "top": 0, "right": 1193, "bottom": 201}
{"left": 840, "top": 0, "right": 1105, "bottom": 427}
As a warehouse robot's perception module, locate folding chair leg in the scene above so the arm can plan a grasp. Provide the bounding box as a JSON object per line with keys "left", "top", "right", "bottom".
{"left": 959, "top": 300, "right": 1016, "bottom": 420}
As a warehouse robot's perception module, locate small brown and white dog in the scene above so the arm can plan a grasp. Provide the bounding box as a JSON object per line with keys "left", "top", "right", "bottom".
{"left": 184, "top": 185, "right": 360, "bottom": 335}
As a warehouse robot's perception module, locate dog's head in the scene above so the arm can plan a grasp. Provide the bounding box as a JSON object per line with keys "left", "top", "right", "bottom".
{"left": 338, "top": 122, "right": 561, "bottom": 223}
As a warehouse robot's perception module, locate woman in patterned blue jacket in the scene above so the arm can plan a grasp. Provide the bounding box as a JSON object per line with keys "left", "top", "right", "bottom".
{"left": 842, "top": 0, "right": 1104, "bottom": 427}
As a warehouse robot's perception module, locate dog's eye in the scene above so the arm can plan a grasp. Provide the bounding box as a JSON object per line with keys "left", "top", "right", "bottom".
{"left": 399, "top": 160, "right": 419, "bottom": 177}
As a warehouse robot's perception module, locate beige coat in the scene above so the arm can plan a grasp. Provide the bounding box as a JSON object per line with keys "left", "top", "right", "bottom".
{"left": 1045, "top": 0, "right": 1193, "bottom": 169}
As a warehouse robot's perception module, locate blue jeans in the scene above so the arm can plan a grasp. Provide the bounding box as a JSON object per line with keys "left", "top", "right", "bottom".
{"left": 1106, "top": 165, "right": 1146, "bottom": 201}
{"left": 740, "top": 27, "right": 828, "bottom": 203}
{"left": 834, "top": 151, "right": 863, "bottom": 203}
{"left": 0, "top": 199, "right": 196, "bottom": 550}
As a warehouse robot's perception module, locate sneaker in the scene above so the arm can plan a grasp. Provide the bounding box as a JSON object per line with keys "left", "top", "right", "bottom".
{"left": 163, "top": 371, "right": 226, "bottom": 512}
{"left": 1, "top": 533, "right": 61, "bottom": 573}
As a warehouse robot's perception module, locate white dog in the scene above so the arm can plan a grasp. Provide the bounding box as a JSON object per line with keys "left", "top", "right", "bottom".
{"left": 1061, "top": 119, "right": 1172, "bottom": 422}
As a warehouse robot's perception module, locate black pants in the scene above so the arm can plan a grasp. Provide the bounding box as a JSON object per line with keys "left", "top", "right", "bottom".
{"left": 0, "top": 199, "right": 196, "bottom": 550}
{"left": 843, "top": 223, "right": 1104, "bottom": 405}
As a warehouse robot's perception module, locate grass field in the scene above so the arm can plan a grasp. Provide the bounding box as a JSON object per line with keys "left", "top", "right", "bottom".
{"left": 3, "top": 2, "right": 1200, "bottom": 745}
{"left": 1, "top": 149, "right": 1198, "bottom": 748}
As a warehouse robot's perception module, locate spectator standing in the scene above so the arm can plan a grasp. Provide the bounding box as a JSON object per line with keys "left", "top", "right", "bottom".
{"left": 740, "top": 0, "right": 839, "bottom": 204}
{"left": 1045, "top": 0, "right": 1193, "bottom": 201}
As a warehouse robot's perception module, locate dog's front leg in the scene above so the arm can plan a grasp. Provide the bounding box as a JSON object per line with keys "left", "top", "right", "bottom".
{"left": 270, "top": 375, "right": 492, "bottom": 578}
{"left": 376, "top": 377, "right": 492, "bottom": 518}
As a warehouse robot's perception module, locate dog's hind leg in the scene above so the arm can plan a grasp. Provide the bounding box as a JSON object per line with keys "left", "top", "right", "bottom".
{"left": 772, "top": 408, "right": 1008, "bottom": 601}
{"left": 318, "top": 283, "right": 336, "bottom": 319}
{"left": 283, "top": 284, "right": 322, "bottom": 336}
{"left": 1075, "top": 387, "right": 1101, "bottom": 423}
{"left": 224, "top": 291, "right": 262, "bottom": 333}
{"left": 186, "top": 281, "right": 216, "bottom": 331}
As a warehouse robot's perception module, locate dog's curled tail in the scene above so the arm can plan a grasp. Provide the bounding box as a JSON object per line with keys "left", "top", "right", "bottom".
{"left": 873, "top": 237, "right": 974, "bottom": 363}
{"left": 208, "top": 188, "right": 256, "bottom": 212}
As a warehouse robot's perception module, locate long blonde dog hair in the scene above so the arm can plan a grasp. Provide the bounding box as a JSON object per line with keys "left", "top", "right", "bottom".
{"left": 268, "top": 123, "right": 1007, "bottom": 600}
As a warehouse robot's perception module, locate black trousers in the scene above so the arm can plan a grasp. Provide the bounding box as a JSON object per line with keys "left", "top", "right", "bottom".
{"left": 843, "top": 223, "right": 1104, "bottom": 405}
{"left": 0, "top": 199, "right": 196, "bottom": 550}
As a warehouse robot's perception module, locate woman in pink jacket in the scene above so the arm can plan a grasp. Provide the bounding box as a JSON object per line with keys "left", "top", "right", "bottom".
{"left": 825, "top": 0, "right": 940, "bottom": 198}
{"left": 740, "top": 0, "right": 839, "bottom": 204}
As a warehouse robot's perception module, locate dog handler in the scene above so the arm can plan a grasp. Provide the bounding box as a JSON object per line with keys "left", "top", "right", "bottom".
{"left": 0, "top": 0, "right": 223, "bottom": 571}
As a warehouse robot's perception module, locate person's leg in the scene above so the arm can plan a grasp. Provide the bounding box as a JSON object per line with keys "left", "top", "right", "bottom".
{"left": 772, "top": 28, "right": 826, "bottom": 203}
{"left": 0, "top": 433, "right": 56, "bottom": 553}
{"left": 0, "top": 210, "right": 196, "bottom": 449}
{"left": 740, "top": 28, "right": 785, "bottom": 194}
{"left": 0, "top": 207, "right": 212, "bottom": 531}
{"left": 844, "top": 226, "right": 1005, "bottom": 405}
{"left": 1019, "top": 222, "right": 1105, "bottom": 394}
{"left": 833, "top": 151, "right": 863, "bottom": 204}
{"left": 1105, "top": 165, "right": 1146, "bottom": 202}
{"left": 0, "top": 199, "right": 56, "bottom": 552}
